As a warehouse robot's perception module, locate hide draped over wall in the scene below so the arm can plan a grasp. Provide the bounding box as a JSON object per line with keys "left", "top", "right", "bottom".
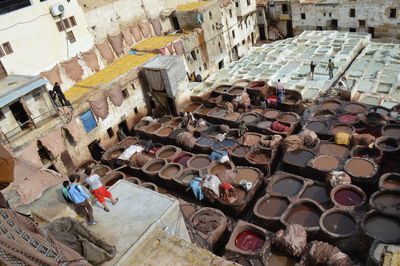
{"left": 41, "top": 65, "right": 62, "bottom": 86}
{"left": 39, "top": 128, "right": 64, "bottom": 158}
{"left": 130, "top": 24, "right": 143, "bottom": 42}
{"left": 122, "top": 29, "right": 134, "bottom": 46}
{"left": 108, "top": 33, "right": 124, "bottom": 57}
{"left": 139, "top": 20, "right": 151, "bottom": 38}
{"left": 82, "top": 48, "right": 101, "bottom": 72}
{"left": 88, "top": 97, "right": 109, "bottom": 119}
{"left": 150, "top": 18, "right": 162, "bottom": 36}
{"left": 104, "top": 86, "right": 124, "bottom": 107}
{"left": 96, "top": 41, "right": 115, "bottom": 64}
{"left": 61, "top": 56, "right": 84, "bottom": 82}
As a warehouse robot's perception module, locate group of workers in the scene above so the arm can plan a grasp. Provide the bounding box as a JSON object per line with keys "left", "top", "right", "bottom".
{"left": 49, "top": 82, "right": 70, "bottom": 107}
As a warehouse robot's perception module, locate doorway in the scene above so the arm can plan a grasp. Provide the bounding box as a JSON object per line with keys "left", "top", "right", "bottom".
{"left": 37, "top": 141, "right": 53, "bottom": 165}
{"left": 287, "top": 20, "right": 293, "bottom": 37}
{"left": 331, "top": 19, "right": 338, "bottom": 30}
{"left": 118, "top": 120, "right": 129, "bottom": 136}
{"left": 9, "top": 100, "right": 30, "bottom": 129}
{"left": 259, "top": 25, "right": 266, "bottom": 40}
{"left": 368, "top": 27, "right": 375, "bottom": 38}
{"left": 171, "top": 17, "right": 181, "bottom": 31}
{"left": 166, "top": 96, "right": 177, "bottom": 116}
{"left": 218, "top": 60, "right": 224, "bottom": 69}
{"left": 88, "top": 140, "right": 105, "bottom": 161}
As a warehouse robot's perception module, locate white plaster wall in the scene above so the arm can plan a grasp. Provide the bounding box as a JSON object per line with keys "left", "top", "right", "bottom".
{"left": 235, "top": 0, "right": 256, "bottom": 17}
{"left": 0, "top": 0, "right": 94, "bottom": 76}
{"left": 0, "top": 106, "right": 20, "bottom": 138}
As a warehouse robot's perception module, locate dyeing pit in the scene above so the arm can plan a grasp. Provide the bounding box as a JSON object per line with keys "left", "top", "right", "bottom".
{"left": 145, "top": 123, "right": 162, "bottom": 132}
{"left": 144, "top": 159, "right": 166, "bottom": 173}
{"left": 158, "top": 127, "right": 173, "bottom": 136}
{"left": 244, "top": 134, "right": 261, "bottom": 146}
{"left": 76, "top": 160, "right": 97, "bottom": 172}
{"left": 319, "top": 100, "right": 341, "bottom": 111}
{"left": 93, "top": 165, "right": 110, "bottom": 177}
{"left": 104, "top": 148, "right": 123, "bottom": 161}
{"left": 301, "top": 184, "right": 330, "bottom": 206}
{"left": 369, "top": 106, "right": 390, "bottom": 117}
{"left": 251, "top": 108, "right": 264, "bottom": 114}
{"left": 322, "top": 211, "right": 356, "bottom": 236}
{"left": 257, "top": 121, "right": 272, "bottom": 129}
{"left": 277, "top": 113, "right": 298, "bottom": 123}
{"left": 332, "top": 185, "right": 365, "bottom": 207}
{"left": 284, "top": 202, "right": 322, "bottom": 228}
{"left": 102, "top": 172, "right": 125, "bottom": 187}
{"left": 173, "top": 153, "right": 192, "bottom": 167}
{"left": 157, "top": 146, "right": 178, "bottom": 159}
{"left": 248, "top": 151, "right": 271, "bottom": 164}
{"left": 370, "top": 191, "right": 400, "bottom": 216}
{"left": 248, "top": 82, "right": 265, "bottom": 89}
{"left": 119, "top": 137, "right": 138, "bottom": 149}
{"left": 190, "top": 208, "right": 226, "bottom": 235}
{"left": 344, "top": 103, "right": 366, "bottom": 113}
{"left": 272, "top": 178, "right": 303, "bottom": 197}
{"left": 375, "top": 137, "right": 400, "bottom": 152}
{"left": 319, "top": 143, "right": 349, "bottom": 158}
{"left": 213, "top": 139, "right": 236, "bottom": 150}
{"left": 214, "top": 85, "right": 231, "bottom": 93}
{"left": 236, "top": 168, "right": 260, "bottom": 183}
{"left": 311, "top": 155, "right": 340, "bottom": 171}
{"left": 176, "top": 171, "right": 198, "bottom": 186}
{"left": 241, "top": 113, "right": 258, "bottom": 123}
{"left": 232, "top": 145, "right": 250, "bottom": 156}
{"left": 189, "top": 155, "right": 212, "bottom": 170}
{"left": 255, "top": 196, "right": 289, "bottom": 218}
{"left": 344, "top": 158, "right": 376, "bottom": 178}
{"left": 160, "top": 164, "right": 182, "bottom": 179}
{"left": 185, "top": 103, "right": 201, "bottom": 112}
{"left": 266, "top": 251, "right": 296, "bottom": 266}
{"left": 331, "top": 124, "right": 354, "bottom": 135}
{"left": 351, "top": 146, "right": 381, "bottom": 162}
{"left": 381, "top": 174, "right": 400, "bottom": 190}
{"left": 283, "top": 149, "right": 314, "bottom": 167}
{"left": 224, "top": 112, "right": 241, "bottom": 120}
{"left": 339, "top": 114, "right": 359, "bottom": 124}
{"left": 235, "top": 231, "right": 265, "bottom": 252}
{"left": 363, "top": 214, "right": 400, "bottom": 243}
{"left": 198, "top": 107, "right": 212, "bottom": 115}
{"left": 382, "top": 125, "right": 400, "bottom": 139}
{"left": 169, "top": 118, "right": 182, "bottom": 127}
{"left": 209, "top": 163, "right": 231, "bottom": 175}
{"left": 306, "top": 121, "right": 328, "bottom": 134}
{"left": 209, "top": 107, "right": 227, "bottom": 117}
{"left": 196, "top": 137, "right": 214, "bottom": 147}
{"left": 228, "top": 87, "right": 245, "bottom": 95}
{"left": 263, "top": 109, "right": 281, "bottom": 119}
{"left": 158, "top": 116, "right": 172, "bottom": 123}
{"left": 314, "top": 109, "right": 335, "bottom": 120}
{"left": 233, "top": 79, "right": 251, "bottom": 87}
{"left": 141, "top": 182, "right": 158, "bottom": 192}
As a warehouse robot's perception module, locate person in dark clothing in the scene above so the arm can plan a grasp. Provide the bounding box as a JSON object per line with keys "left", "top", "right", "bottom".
{"left": 144, "top": 139, "right": 155, "bottom": 153}
{"left": 49, "top": 90, "right": 60, "bottom": 107}
{"left": 309, "top": 61, "right": 316, "bottom": 80}
{"left": 53, "top": 82, "right": 68, "bottom": 106}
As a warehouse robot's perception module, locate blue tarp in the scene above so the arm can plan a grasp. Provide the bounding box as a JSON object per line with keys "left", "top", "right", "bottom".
{"left": 80, "top": 109, "right": 97, "bottom": 133}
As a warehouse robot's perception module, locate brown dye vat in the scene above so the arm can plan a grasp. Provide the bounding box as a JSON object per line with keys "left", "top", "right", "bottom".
{"left": 241, "top": 113, "right": 258, "bottom": 123}
{"left": 321, "top": 211, "right": 356, "bottom": 236}
{"left": 382, "top": 125, "right": 400, "bottom": 139}
{"left": 185, "top": 103, "right": 201, "bottom": 112}
{"left": 157, "top": 146, "right": 179, "bottom": 159}
{"left": 125, "top": 176, "right": 141, "bottom": 185}
{"left": 331, "top": 124, "right": 354, "bottom": 135}
{"left": 173, "top": 153, "right": 193, "bottom": 167}
{"left": 363, "top": 213, "right": 400, "bottom": 243}
{"left": 345, "top": 158, "right": 376, "bottom": 177}
{"left": 284, "top": 201, "right": 322, "bottom": 228}
{"left": 314, "top": 109, "right": 336, "bottom": 120}
{"left": 210, "top": 163, "right": 231, "bottom": 175}
{"left": 102, "top": 171, "right": 125, "bottom": 188}
{"left": 214, "top": 85, "right": 231, "bottom": 93}
{"left": 189, "top": 156, "right": 211, "bottom": 170}
{"left": 141, "top": 182, "right": 158, "bottom": 192}
{"left": 277, "top": 113, "right": 298, "bottom": 123}
{"left": 233, "top": 79, "right": 251, "bottom": 87}
{"left": 169, "top": 118, "right": 182, "bottom": 127}
{"left": 224, "top": 112, "right": 241, "bottom": 120}
{"left": 311, "top": 155, "right": 339, "bottom": 171}
{"left": 244, "top": 134, "right": 261, "bottom": 145}
{"left": 319, "top": 100, "right": 341, "bottom": 111}
{"left": 76, "top": 160, "right": 97, "bottom": 172}
{"left": 301, "top": 184, "right": 330, "bottom": 206}
{"left": 266, "top": 251, "right": 296, "bottom": 266}
{"left": 380, "top": 173, "right": 400, "bottom": 190}
{"left": 176, "top": 171, "right": 198, "bottom": 187}
{"left": 375, "top": 137, "right": 400, "bottom": 152}
{"left": 370, "top": 191, "right": 400, "bottom": 217}
{"left": 146, "top": 123, "right": 162, "bottom": 132}
{"left": 257, "top": 121, "right": 272, "bottom": 129}
{"left": 263, "top": 109, "right": 281, "bottom": 119}
{"left": 344, "top": 103, "right": 366, "bottom": 113}
{"left": 251, "top": 108, "right": 264, "bottom": 114}
{"left": 119, "top": 137, "right": 138, "bottom": 149}
{"left": 198, "top": 107, "right": 212, "bottom": 115}
{"left": 228, "top": 87, "right": 244, "bottom": 95}
{"left": 248, "top": 151, "right": 271, "bottom": 164}
{"left": 255, "top": 196, "right": 289, "bottom": 218}
{"left": 93, "top": 165, "right": 110, "bottom": 177}
{"left": 209, "top": 107, "right": 227, "bottom": 117}
{"left": 160, "top": 164, "right": 182, "bottom": 179}
{"left": 283, "top": 149, "right": 314, "bottom": 167}
{"left": 319, "top": 143, "right": 350, "bottom": 158}
{"left": 158, "top": 127, "right": 173, "bottom": 136}
{"left": 158, "top": 116, "right": 172, "bottom": 123}
{"left": 147, "top": 162, "right": 164, "bottom": 171}
{"left": 232, "top": 145, "right": 251, "bottom": 156}
{"left": 306, "top": 121, "right": 328, "bottom": 134}
{"left": 331, "top": 185, "right": 366, "bottom": 208}
{"left": 236, "top": 167, "right": 261, "bottom": 183}
{"left": 107, "top": 149, "right": 123, "bottom": 160}
{"left": 272, "top": 178, "right": 303, "bottom": 197}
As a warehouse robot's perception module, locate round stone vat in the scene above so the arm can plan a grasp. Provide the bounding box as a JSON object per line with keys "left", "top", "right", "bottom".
{"left": 344, "top": 158, "right": 378, "bottom": 185}
{"left": 370, "top": 190, "right": 400, "bottom": 218}
{"left": 142, "top": 158, "right": 167, "bottom": 177}
{"left": 281, "top": 199, "right": 324, "bottom": 232}
{"left": 233, "top": 79, "right": 251, "bottom": 87}
{"left": 158, "top": 116, "right": 173, "bottom": 124}
{"left": 253, "top": 195, "right": 290, "bottom": 231}
{"left": 92, "top": 165, "right": 111, "bottom": 177}
{"left": 330, "top": 123, "right": 355, "bottom": 135}
{"left": 350, "top": 146, "right": 382, "bottom": 164}
{"left": 314, "top": 109, "right": 336, "bottom": 120}
{"left": 224, "top": 111, "right": 241, "bottom": 121}
{"left": 283, "top": 149, "right": 315, "bottom": 172}
{"left": 320, "top": 209, "right": 357, "bottom": 239}
{"left": 140, "top": 182, "right": 158, "bottom": 192}
{"left": 306, "top": 121, "right": 329, "bottom": 135}
{"left": 134, "top": 120, "right": 151, "bottom": 133}
{"left": 382, "top": 124, "right": 400, "bottom": 139}
{"left": 309, "top": 155, "right": 340, "bottom": 172}
{"left": 172, "top": 169, "right": 199, "bottom": 189}
{"left": 208, "top": 107, "right": 227, "bottom": 117}
{"left": 256, "top": 120, "right": 272, "bottom": 130}
{"left": 207, "top": 161, "right": 234, "bottom": 176}
{"left": 362, "top": 211, "right": 400, "bottom": 244}
{"left": 338, "top": 113, "right": 359, "bottom": 124}
{"left": 375, "top": 136, "right": 400, "bottom": 153}
{"left": 240, "top": 113, "right": 259, "bottom": 124}
{"left": 102, "top": 146, "right": 124, "bottom": 162}
{"left": 367, "top": 106, "right": 391, "bottom": 117}
{"left": 184, "top": 103, "right": 201, "bottom": 113}
{"left": 157, "top": 126, "right": 174, "bottom": 137}
{"left": 235, "top": 167, "right": 263, "bottom": 184}
{"left": 101, "top": 171, "right": 126, "bottom": 188}
{"left": 212, "top": 139, "right": 237, "bottom": 151}
{"left": 243, "top": 133, "right": 263, "bottom": 146}
{"left": 330, "top": 184, "right": 367, "bottom": 210}
{"left": 168, "top": 117, "right": 183, "bottom": 127}
{"left": 300, "top": 183, "right": 331, "bottom": 207}
{"left": 228, "top": 86, "right": 245, "bottom": 96}
{"left": 189, "top": 207, "right": 227, "bottom": 249}
{"left": 159, "top": 163, "right": 183, "bottom": 181}
{"left": 195, "top": 136, "right": 215, "bottom": 153}
{"left": 344, "top": 102, "right": 366, "bottom": 113}
{"left": 250, "top": 107, "right": 264, "bottom": 114}
{"left": 262, "top": 109, "right": 281, "bottom": 120}
{"left": 246, "top": 148, "right": 272, "bottom": 165}
{"left": 145, "top": 123, "right": 162, "bottom": 133}
{"left": 319, "top": 100, "right": 342, "bottom": 111}
{"left": 247, "top": 80, "right": 266, "bottom": 89}
{"left": 76, "top": 160, "right": 97, "bottom": 173}
{"left": 213, "top": 84, "right": 231, "bottom": 95}
{"left": 155, "top": 145, "right": 182, "bottom": 161}
{"left": 379, "top": 173, "right": 400, "bottom": 191}
{"left": 270, "top": 175, "right": 304, "bottom": 197}
{"left": 173, "top": 152, "right": 193, "bottom": 167}
{"left": 231, "top": 145, "right": 251, "bottom": 157}
{"left": 188, "top": 154, "right": 212, "bottom": 170}
{"left": 119, "top": 137, "right": 139, "bottom": 149}
{"left": 125, "top": 176, "right": 141, "bottom": 185}
{"left": 277, "top": 112, "right": 299, "bottom": 123}
{"left": 318, "top": 143, "right": 350, "bottom": 158}
{"left": 195, "top": 104, "right": 213, "bottom": 116}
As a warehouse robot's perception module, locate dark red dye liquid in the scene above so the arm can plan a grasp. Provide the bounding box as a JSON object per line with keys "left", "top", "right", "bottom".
{"left": 334, "top": 189, "right": 363, "bottom": 206}
{"left": 235, "top": 231, "right": 265, "bottom": 252}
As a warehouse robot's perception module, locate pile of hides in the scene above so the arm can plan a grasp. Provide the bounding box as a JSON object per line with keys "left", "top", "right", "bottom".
{"left": 282, "top": 135, "right": 303, "bottom": 152}
{"left": 260, "top": 135, "right": 282, "bottom": 149}
{"left": 118, "top": 145, "right": 144, "bottom": 161}
{"left": 45, "top": 217, "right": 116, "bottom": 265}
{"left": 326, "top": 171, "right": 352, "bottom": 187}
{"left": 129, "top": 153, "right": 152, "bottom": 168}
{"left": 177, "top": 132, "right": 196, "bottom": 149}
{"left": 299, "top": 129, "right": 320, "bottom": 149}
{"left": 300, "top": 241, "right": 353, "bottom": 266}
{"left": 217, "top": 169, "right": 237, "bottom": 184}
{"left": 224, "top": 102, "right": 233, "bottom": 112}
{"left": 351, "top": 133, "right": 375, "bottom": 147}
{"left": 220, "top": 124, "right": 230, "bottom": 133}
{"left": 272, "top": 121, "right": 290, "bottom": 133}
{"left": 273, "top": 224, "right": 307, "bottom": 257}
{"left": 241, "top": 91, "right": 251, "bottom": 107}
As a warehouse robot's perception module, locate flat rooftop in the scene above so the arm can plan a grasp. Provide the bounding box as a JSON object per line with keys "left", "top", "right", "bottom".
{"left": 175, "top": 1, "right": 211, "bottom": 11}
{"left": 132, "top": 36, "right": 180, "bottom": 52}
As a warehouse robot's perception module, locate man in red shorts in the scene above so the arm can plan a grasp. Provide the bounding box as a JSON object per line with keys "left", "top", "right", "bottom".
{"left": 84, "top": 168, "right": 118, "bottom": 212}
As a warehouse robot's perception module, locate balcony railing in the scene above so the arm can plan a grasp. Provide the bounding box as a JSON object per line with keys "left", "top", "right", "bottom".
{"left": 0, "top": 0, "right": 31, "bottom": 15}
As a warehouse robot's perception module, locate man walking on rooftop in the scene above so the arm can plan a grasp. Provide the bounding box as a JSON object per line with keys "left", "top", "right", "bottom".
{"left": 53, "top": 82, "right": 68, "bottom": 106}
{"left": 309, "top": 61, "right": 316, "bottom": 80}
{"left": 327, "top": 59, "right": 335, "bottom": 79}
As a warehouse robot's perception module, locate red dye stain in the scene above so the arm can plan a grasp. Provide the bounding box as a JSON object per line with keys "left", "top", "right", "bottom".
{"left": 339, "top": 114, "right": 358, "bottom": 124}
{"left": 250, "top": 84, "right": 263, "bottom": 89}
{"left": 334, "top": 189, "right": 363, "bottom": 206}
{"left": 235, "top": 231, "right": 265, "bottom": 252}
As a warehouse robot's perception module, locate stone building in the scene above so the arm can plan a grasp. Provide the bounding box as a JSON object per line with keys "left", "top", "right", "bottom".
{"left": 267, "top": 0, "right": 293, "bottom": 39}
{"left": 291, "top": 0, "right": 400, "bottom": 40}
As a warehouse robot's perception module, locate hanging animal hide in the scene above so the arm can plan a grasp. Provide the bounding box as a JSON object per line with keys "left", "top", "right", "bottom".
{"left": 108, "top": 33, "right": 124, "bottom": 57}
{"left": 122, "top": 29, "right": 133, "bottom": 46}
{"left": 41, "top": 65, "right": 62, "bottom": 85}
{"left": 150, "top": 18, "right": 162, "bottom": 36}
{"left": 61, "top": 56, "right": 84, "bottom": 82}
{"left": 129, "top": 24, "right": 143, "bottom": 42}
{"left": 96, "top": 40, "right": 115, "bottom": 64}
{"left": 88, "top": 97, "right": 109, "bottom": 119}
{"left": 139, "top": 20, "right": 151, "bottom": 38}
{"left": 173, "top": 40, "right": 184, "bottom": 55}
{"left": 104, "top": 86, "right": 123, "bottom": 107}
{"left": 82, "top": 48, "right": 100, "bottom": 72}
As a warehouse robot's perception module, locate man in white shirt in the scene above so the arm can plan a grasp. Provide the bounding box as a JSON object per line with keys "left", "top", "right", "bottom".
{"left": 276, "top": 79, "right": 284, "bottom": 103}
{"left": 84, "top": 168, "right": 118, "bottom": 212}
